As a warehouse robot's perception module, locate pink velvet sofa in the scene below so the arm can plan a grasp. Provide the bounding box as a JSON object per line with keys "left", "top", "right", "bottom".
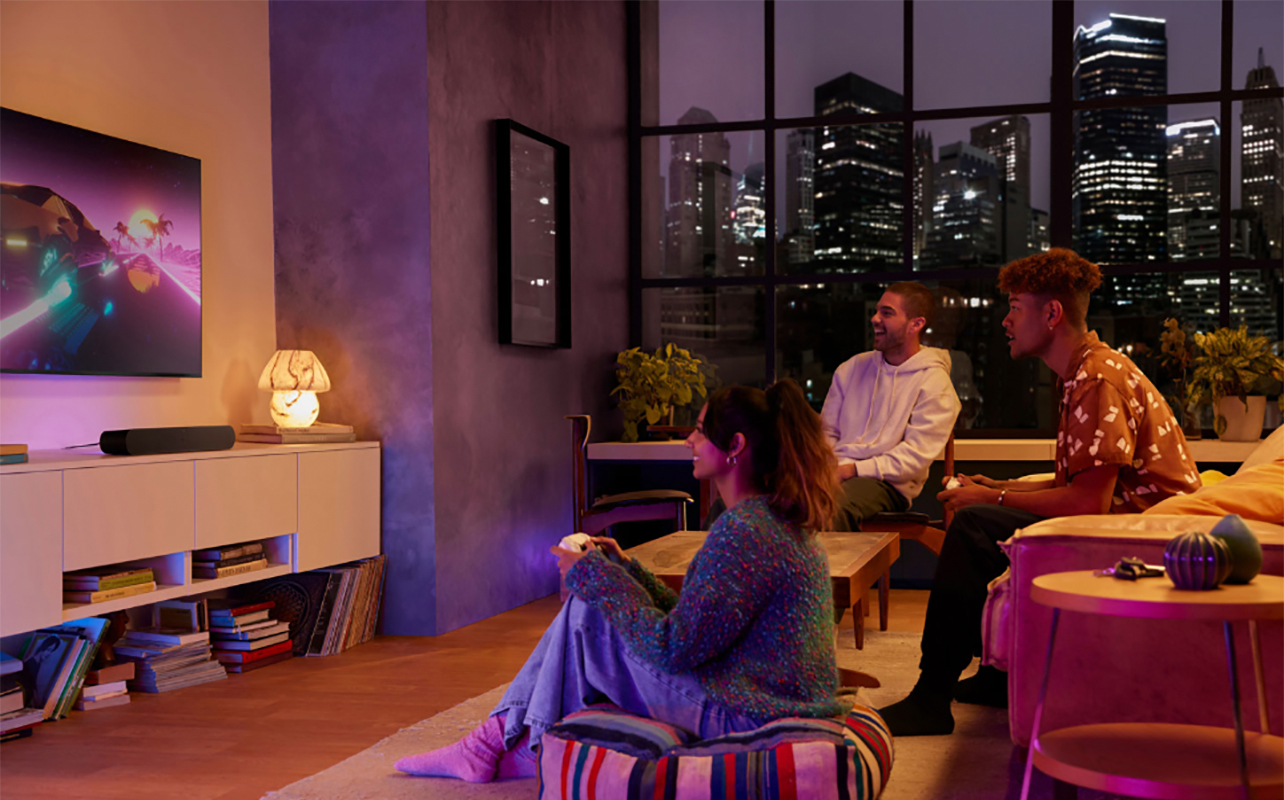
{"left": 997, "top": 514, "right": 1283, "bottom": 747}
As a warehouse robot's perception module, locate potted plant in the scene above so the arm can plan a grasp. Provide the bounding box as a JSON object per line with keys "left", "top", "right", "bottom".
{"left": 1185, "top": 325, "right": 1284, "bottom": 441}
{"left": 612, "top": 344, "right": 714, "bottom": 442}
{"left": 1159, "top": 318, "right": 1201, "bottom": 438}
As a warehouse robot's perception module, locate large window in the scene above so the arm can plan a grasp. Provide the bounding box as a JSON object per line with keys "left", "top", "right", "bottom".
{"left": 630, "top": 1, "right": 1284, "bottom": 435}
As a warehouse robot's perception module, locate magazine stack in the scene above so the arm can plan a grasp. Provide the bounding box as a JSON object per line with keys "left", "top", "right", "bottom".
{"left": 114, "top": 630, "right": 226, "bottom": 693}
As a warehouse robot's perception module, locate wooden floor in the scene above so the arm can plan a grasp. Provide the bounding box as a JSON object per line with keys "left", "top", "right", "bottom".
{"left": 0, "top": 588, "right": 929, "bottom": 800}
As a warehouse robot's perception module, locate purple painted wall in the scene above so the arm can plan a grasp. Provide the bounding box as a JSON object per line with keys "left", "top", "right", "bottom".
{"left": 426, "top": 1, "right": 630, "bottom": 633}
{"left": 270, "top": 1, "right": 628, "bottom": 634}
{"left": 269, "top": 2, "right": 437, "bottom": 635}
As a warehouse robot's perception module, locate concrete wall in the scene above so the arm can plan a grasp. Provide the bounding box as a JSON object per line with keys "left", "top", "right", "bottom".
{"left": 426, "top": 1, "right": 630, "bottom": 633}
{"left": 272, "top": 0, "right": 629, "bottom": 634}
{"left": 269, "top": 2, "right": 437, "bottom": 635}
{"left": 0, "top": 1, "right": 277, "bottom": 448}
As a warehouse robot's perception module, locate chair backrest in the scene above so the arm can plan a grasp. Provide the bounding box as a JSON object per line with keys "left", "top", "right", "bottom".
{"left": 566, "top": 415, "right": 591, "bottom": 531}
{"left": 943, "top": 432, "right": 955, "bottom": 528}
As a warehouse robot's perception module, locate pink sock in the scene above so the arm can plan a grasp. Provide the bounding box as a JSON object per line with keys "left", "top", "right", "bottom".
{"left": 394, "top": 715, "right": 507, "bottom": 783}
{"left": 495, "top": 731, "right": 540, "bottom": 780}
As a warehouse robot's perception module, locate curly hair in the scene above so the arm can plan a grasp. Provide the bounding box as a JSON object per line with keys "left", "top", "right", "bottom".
{"left": 997, "top": 248, "right": 1102, "bottom": 327}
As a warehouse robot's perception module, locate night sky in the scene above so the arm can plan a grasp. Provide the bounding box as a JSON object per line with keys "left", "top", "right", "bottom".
{"left": 655, "top": 0, "right": 1283, "bottom": 226}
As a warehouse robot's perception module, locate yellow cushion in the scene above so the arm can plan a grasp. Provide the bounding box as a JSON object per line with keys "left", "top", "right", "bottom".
{"left": 1144, "top": 459, "right": 1284, "bottom": 524}
{"left": 1199, "top": 470, "right": 1230, "bottom": 486}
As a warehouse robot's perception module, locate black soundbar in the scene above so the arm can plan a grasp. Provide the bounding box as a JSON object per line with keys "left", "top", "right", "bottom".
{"left": 100, "top": 425, "right": 236, "bottom": 456}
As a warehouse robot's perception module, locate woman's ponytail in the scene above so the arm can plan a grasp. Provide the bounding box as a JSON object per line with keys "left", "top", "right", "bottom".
{"left": 764, "top": 379, "right": 839, "bottom": 531}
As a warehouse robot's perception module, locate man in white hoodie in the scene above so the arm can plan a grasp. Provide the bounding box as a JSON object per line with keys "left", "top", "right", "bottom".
{"left": 821, "top": 282, "right": 961, "bottom": 531}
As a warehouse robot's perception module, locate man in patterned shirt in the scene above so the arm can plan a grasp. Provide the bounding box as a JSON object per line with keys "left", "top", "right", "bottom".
{"left": 879, "top": 248, "right": 1200, "bottom": 737}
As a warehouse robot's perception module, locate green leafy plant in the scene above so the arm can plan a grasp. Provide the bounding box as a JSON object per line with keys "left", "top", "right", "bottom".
{"left": 1159, "top": 318, "right": 1198, "bottom": 427}
{"left": 1185, "top": 325, "right": 1284, "bottom": 436}
{"left": 612, "top": 344, "right": 713, "bottom": 442}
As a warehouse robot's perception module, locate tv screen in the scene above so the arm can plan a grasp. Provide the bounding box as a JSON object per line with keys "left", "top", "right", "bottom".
{"left": 1, "top": 108, "right": 201, "bottom": 377}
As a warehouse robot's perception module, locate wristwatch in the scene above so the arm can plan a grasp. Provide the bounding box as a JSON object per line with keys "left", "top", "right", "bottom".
{"left": 997, "top": 489, "right": 1008, "bottom": 506}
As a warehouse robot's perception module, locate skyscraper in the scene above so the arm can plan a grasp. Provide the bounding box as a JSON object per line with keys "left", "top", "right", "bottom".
{"left": 664, "top": 107, "right": 733, "bottom": 278}
{"left": 1166, "top": 118, "right": 1220, "bottom": 261}
{"left": 970, "top": 115, "right": 1031, "bottom": 198}
{"left": 733, "top": 162, "right": 766, "bottom": 246}
{"left": 784, "top": 128, "right": 815, "bottom": 266}
{"left": 812, "top": 73, "right": 903, "bottom": 271}
{"left": 923, "top": 142, "right": 1003, "bottom": 267}
{"left": 1028, "top": 208, "right": 1051, "bottom": 254}
{"left": 913, "top": 130, "right": 934, "bottom": 261}
{"left": 732, "top": 162, "right": 765, "bottom": 275}
{"left": 1241, "top": 49, "right": 1283, "bottom": 260}
{"left": 1072, "top": 13, "right": 1168, "bottom": 264}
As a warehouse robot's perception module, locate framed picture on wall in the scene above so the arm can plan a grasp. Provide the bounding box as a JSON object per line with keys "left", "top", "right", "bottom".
{"left": 496, "top": 119, "right": 570, "bottom": 348}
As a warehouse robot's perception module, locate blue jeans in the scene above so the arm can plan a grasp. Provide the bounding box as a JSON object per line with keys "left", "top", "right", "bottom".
{"left": 493, "top": 597, "right": 764, "bottom": 754}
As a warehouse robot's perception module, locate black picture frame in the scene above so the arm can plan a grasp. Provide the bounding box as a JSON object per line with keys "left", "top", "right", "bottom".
{"left": 496, "top": 119, "right": 571, "bottom": 348}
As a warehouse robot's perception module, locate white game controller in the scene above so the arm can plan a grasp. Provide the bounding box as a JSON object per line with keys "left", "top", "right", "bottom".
{"left": 558, "top": 533, "right": 592, "bottom": 552}
{"left": 944, "top": 477, "right": 962, "bottom": 491}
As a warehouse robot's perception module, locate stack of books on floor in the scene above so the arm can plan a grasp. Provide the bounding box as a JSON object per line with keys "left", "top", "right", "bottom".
{"left": 236, "top": 422, "right": 355, "bottom": 444}
{"left": 76, "top": 661, "right": 135, "bottom": 711}
{"left": 18, "top": 617, "right": 111, "bottom": 721}
{"left": 0, "top": 443, "right": 27, "bottom": 465}
{"left": 63, "top": 566, "right": 156, "bottom": 605}
{"left": 208, "top": 601, "right": 293, "bottom": 673}
{"left": 192, "top": 541, "right": 269, "bottom": 580}
{"left": 115, "top": 628, "right": 226, "bottom": 693}
{"left": 1, "top": 653, "right": 41, "bottom": 742}
{"left": 309, "top": 554, "right": 388, "bottom": 656}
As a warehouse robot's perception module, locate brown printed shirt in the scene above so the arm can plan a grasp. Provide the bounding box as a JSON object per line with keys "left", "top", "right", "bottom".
{"left": 1055, "top": 332, "right": 1201, "bottom": 513}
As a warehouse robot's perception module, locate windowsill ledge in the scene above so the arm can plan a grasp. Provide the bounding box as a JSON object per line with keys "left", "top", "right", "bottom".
{"left": 587, "top": 439, "right": 1263, "bottom": 463}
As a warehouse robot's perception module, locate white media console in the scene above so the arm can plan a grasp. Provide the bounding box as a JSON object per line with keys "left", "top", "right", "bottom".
{"left": 0, "top": 441, "right": 381, "bottom": 638}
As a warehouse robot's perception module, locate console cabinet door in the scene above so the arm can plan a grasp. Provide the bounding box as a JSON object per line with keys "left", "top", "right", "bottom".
{"left": 195, "top": 454, "right": 297, "bottom": 550}
{"left": 0, "top": 473, "right": 63, "bottom": 637}
{"left": 297, "top": 448, "right": 380, "bottom": 572}
{"left": 63, "top": 463, "right": 194, "bottom": 571}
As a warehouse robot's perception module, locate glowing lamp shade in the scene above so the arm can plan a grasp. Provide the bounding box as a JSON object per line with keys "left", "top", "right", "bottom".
{"left": 258, "top": 350, "right": 332, "bottom": 428}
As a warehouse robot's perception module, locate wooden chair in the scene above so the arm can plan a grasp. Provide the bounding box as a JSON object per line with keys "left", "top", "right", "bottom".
{"left": 567, "top": 415, "right": 692, "bottom": 537}
{"left": 855, "top": 433, "right": 955, "bottom": 639}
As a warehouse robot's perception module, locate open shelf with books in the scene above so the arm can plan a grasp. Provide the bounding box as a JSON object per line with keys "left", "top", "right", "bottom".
{"left": 61, "top": 535, "right": 295, "bottom": 623}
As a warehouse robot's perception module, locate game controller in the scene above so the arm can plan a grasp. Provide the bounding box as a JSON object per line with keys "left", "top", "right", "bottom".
{"left": 945, "top": 477, "right": 962, "bottom": 491}
{"left": 558, "top": 533, "right": 592, "bottom": 552}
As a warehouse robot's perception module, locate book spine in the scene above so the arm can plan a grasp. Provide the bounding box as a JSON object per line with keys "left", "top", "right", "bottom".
{"left": 192, "top": 552, "right": 265, "bottom": 569}
{"left": 193, "top": 543, "right": 264, "bottom": 562}
{"left": 192, "top": 560, "right": 267, "bottom": 579}
{"left": 63, "top": 582, "right": 156, "bottom": 604}
{"left": 208, "top": 600, "right": 274, "bottom": 619}
{"left": 213, "top": 641, "right": 291, "bottom": 663}
{"left": 62, "top": 573, "right": 154, "bottom": 592}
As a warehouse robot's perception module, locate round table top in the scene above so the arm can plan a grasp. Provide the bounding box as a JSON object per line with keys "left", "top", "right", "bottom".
{"left": 1031, "top": 571, "right": 1284, "bottom": 620}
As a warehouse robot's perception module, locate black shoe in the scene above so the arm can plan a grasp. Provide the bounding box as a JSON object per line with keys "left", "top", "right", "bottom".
{"left": 953, "top": 664, "right": 1008, "bottom": 708}
{"left": 877, "top": 687, "right": 955, "bottom": 736}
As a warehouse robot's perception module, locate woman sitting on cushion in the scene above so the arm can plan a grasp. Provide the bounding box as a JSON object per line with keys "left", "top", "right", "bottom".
{"left": 395, "top": 379, "right": 844, "bottom": 782}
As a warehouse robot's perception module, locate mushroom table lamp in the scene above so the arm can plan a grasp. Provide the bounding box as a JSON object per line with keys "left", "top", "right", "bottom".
{"left": 258, "top": 350, "right": 332, "bottom": 428}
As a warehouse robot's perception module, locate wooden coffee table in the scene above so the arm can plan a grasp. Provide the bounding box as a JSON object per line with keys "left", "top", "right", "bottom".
{"left": 626, "top": 529, "right": 900, "bottom": 651}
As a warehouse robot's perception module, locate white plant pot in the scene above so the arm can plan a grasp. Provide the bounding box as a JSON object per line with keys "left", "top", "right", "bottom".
{"left": 1217, "top": 395, "right": 1267, "bottom": 441}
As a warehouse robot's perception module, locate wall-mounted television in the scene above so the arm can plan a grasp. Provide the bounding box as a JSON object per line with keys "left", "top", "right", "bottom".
{"left": 1, "top": 108, "right": 201, "bottom": 377}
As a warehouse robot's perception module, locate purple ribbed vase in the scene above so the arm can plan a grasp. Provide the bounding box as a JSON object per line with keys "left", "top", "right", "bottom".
{"left": 1163, "top": 531, "right": 1233, "bottom": 591}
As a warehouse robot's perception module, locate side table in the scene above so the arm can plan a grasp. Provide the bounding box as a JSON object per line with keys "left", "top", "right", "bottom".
{"left": 1021, "top": 571, "right": 1284, "bottom": 800}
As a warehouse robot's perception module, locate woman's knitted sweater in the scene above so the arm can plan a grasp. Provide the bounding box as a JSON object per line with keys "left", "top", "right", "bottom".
{"left": 564, "top": 496, "right": 842, "bottom": 722}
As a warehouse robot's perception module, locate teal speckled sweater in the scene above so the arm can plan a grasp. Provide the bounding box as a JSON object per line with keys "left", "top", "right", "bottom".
{"left": 564, "top": 496, "right": 842, "bottom": 722}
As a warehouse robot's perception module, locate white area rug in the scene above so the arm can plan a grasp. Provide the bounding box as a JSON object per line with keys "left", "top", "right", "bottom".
{"left": 263, "top": 630, "right": 1127, "bottom": 800}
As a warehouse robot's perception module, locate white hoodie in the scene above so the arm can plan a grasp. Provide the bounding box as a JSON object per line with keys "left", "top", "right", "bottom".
{"left": 820, "top": 347, "right": 961, "bottom": 503}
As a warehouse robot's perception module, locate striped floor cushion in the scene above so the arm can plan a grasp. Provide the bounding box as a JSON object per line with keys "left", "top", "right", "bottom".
{"left": 538, "top": 703, "right": 894, "bottom": 800}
